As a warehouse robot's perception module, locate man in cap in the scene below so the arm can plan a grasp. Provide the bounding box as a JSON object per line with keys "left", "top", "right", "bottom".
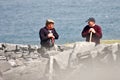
{"left": 39, "top": 19, "right": 59, "bottom": 57}
{"left": 81, "top": 17, "right": 102, "bottom": 45}
{"left": 39, "top": 19, "right": 59, "bottom": 48}
{"left": 39, "top": 19, "right": 60, "bottom": 79}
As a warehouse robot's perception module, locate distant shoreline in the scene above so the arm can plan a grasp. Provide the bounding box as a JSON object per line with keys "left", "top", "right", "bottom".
{"left": 101, "top": 40, "right": 120, "bottom": 44}
{"left": 0, "top": 40, "right": 120, "bottom": 46}
{"left": 61, "top": 39, "right": 120, "bottom": 47}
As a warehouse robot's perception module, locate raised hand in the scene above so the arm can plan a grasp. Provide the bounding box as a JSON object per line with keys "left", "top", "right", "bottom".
{"left": 89, "top": 28, "right": 96, "bottom": 33}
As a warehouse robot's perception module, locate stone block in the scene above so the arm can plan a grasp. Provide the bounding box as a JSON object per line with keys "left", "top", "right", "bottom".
{"left": 15, "top": 52, "right": 23, "bottom": 58}
{"left": 0, "top": 61, "right": 11, "bottom": 72}
{"left": 0, "top": 56, "right": 6, "bottom": 60}
{"left": 19, "top": 45, "right": 28, "bottom": 53}
{"left": 30, "top": 53, "right": 39, "bottom": 59}
{"left": 0, "top": 51, "right": 4, "bottom": 56}
{"left": 3, "top": 60, "right": 48, "bottom": 80}
{"left": 0, "top": 44, "right": 3, "bottom": 50}
{"left": 8, "top": 59, "right": 17, "bottom": 67}
{"left": 4, "top": 43, "right": 16, "bottom": 51}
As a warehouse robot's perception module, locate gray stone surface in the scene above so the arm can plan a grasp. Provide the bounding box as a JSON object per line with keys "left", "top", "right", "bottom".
{"left": 3, "top": 60, "right": 48, "bottom": 80}
{"left": 0, "top": 51, "right": 4, "bottom": 56}
{"left": 0, "top": 61, "right": 11, "bottom": 73}
{"left": 54, "top": 49, "right": 73, "bottom": 69}
{"left": 0, "top": 42, "right": 120, "bottom": 80}
{"left": 4, "top": 43, "right": 16, "bottom": 51}
{"left": 0, "top": 44, "right": 2, "bottom": 50}
{"left": 0, "top": 71, "right": 3, "bottom": 77}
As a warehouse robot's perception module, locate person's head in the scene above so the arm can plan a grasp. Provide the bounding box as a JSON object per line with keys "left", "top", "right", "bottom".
{"left": 86, "top": 17, "right": 96, "bottom": 27}
{"left": 45, "top": 19, "right": 54, "bottom": 30}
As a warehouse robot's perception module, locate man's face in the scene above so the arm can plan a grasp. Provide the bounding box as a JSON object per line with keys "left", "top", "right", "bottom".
{"left": 47, "top": 23, "right": 54, "bottom": 30}
{"left": 88, "top": 21, "right": 95, "bottom": 27}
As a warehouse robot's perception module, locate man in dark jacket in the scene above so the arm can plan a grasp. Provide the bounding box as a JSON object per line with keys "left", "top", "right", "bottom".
{"left": 39, "top": 19, "right": 59, "bottom": 49}
{"left": 39, "top": 19, "right": 59, "bottom": 77}
{"left": 81, "top": 17, "right": 102, "bottom": 45}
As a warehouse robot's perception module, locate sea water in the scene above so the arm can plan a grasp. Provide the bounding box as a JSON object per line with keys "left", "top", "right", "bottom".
{"left": 0, "top": 0, "right": 120, "bottom": 45}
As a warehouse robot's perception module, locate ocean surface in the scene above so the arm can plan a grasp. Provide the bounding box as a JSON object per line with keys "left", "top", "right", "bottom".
{"left": 0, "top": 0, "right": 120, "bottom": 45}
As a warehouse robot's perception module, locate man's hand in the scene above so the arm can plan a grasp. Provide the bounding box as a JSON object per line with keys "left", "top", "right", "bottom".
{"left": 48, "top": 33, "right": 55, "bottom": 38}
{"left": 89, "top": 28, "right": 96, "bottom": 33}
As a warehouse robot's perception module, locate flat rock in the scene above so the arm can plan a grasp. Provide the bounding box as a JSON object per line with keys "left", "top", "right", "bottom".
{"left": 30, "top": 52, "right": 39, "bottom": 59}
{"left": 0, "top": 44, "right": 3, "bottom": 50}
{"left": 4, "top": 43, "right": 16, "bottom": 51}
{"left": 3, "top": 60, "right": 48, "bottom": 80}
{"left": 0, "top": 61, "right": 11, "bottom": 73}
{"left": 0, "top": 51, "right": 4, "bottom": 56}
{"left": 54, "top": 49, "right": 73, "bottom": 69}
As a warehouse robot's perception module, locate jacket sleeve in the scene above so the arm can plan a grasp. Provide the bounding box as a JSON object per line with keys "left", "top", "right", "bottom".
{"left": 81, "top": 26, "right": 89, "bottom": 37}
{"left": 53, "top": 28, "right": 59, "bottom": 39}
{"left": 39, "top": 29, "right": 49, "bottom": 41}
{"left": 94, "top": 26, "right": 102, "bottom": 38}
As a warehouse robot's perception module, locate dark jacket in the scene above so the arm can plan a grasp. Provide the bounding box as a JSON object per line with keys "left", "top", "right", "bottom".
{"left": 81, "top": 25, "right": 102, "bottom": 44}
{"left": 39, "top": 27, "right": 59, "bottom": 48}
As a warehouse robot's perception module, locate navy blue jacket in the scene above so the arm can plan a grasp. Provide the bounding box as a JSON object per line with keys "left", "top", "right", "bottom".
{"left": 39, "top": 27, "right": 59, "bottom": 48}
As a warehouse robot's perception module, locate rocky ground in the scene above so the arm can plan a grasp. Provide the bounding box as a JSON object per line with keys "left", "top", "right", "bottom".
{"left": 0, "top": 42, "right": 120, "bottom": 80}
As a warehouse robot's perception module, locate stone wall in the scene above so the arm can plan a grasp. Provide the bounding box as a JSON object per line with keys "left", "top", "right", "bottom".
{"left": 0, "top": 43, "right": 45, "bottom": 80}
{"left": 0, "top": 42, "right": 120, "bottom": 80}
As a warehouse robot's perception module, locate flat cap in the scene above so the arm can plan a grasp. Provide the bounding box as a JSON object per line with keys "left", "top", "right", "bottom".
{"left": 46, "top": 19, "right": 54, "bottom": 24}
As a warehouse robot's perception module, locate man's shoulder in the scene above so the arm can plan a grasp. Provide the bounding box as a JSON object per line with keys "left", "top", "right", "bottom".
{"left": 95, "top": 25, "right": 101, "bottom": 28}
{"left": 84, "top": 25, "right": 89, "bottom": 28}
{"left": 40, "top": 27, "right": 46, "bottom": 31}
{"left": 52, "top": 28, "right": 56, "bottom": 31}
{"left": 95, "top": 25, "right": 102, "bottom": 30}
{"left": 39, "top": 27, "right": 47, "bottom": 34}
